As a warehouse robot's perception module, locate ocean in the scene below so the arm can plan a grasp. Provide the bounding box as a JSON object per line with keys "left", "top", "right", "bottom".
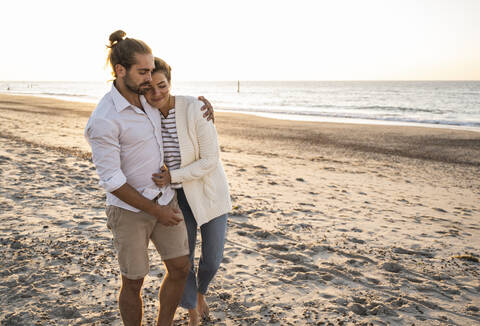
{"left": 1, "top": 80, "right": 479, "bottom": 131}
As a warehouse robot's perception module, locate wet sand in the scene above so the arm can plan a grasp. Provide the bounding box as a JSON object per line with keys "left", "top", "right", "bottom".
{"left": 0, "top": 93, "right": 479, "bottom": 325}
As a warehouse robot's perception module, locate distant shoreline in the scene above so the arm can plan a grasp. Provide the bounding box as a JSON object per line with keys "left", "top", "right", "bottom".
{"left": 1, "top": 90, "right": 479, "bottom": 133}
{"left": 217, "top": 109, "right": 480, "bottom": 133}
{"left": 1, "top": 93, "right": 479, "bottom": 167}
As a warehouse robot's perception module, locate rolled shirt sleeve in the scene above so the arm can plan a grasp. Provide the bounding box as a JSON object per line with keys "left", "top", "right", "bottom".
{"left": 85, "top": 117, "right": 127, "bottom": 193}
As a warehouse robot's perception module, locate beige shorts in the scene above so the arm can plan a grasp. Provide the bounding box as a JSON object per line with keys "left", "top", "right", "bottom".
{"left": 105, "top": 193, "right": 189, "bottom": 280}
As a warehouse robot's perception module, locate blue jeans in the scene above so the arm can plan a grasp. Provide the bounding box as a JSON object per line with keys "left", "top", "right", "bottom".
{"left": 177, "top": 188, "right": 228, "bottom": 309}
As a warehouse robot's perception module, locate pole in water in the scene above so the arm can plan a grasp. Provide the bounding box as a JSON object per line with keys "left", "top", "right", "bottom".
{"left": 237, "top": 80, "right": 240, "bottom": 93}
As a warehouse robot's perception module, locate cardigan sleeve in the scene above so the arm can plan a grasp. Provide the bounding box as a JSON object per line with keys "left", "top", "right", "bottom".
{"left": 169, "top": 100, "right": 220, "bottom": 184}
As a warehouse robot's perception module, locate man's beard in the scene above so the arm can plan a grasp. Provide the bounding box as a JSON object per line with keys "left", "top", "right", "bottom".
{"left": 124, "top": 73, "right": 150, "bottom": 95}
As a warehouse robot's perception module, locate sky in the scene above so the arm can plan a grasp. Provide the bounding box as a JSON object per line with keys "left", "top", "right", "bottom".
{"left": 1, "top": 0, "right": 479, "bottom": 82}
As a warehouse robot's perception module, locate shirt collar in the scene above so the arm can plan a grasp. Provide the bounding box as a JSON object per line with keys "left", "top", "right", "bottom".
{"left": 140, "top": 94, "right": 158, "bottom": 114}
{"left": 140, "top": 94, "right": 149, "bottom": 109}
{"left": 110, "top": 84, "right": 133, "bottom": 113}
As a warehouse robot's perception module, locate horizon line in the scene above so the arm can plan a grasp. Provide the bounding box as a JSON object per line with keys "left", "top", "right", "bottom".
{"left": 1, "top": 79, "right": 480, "bottom": 83}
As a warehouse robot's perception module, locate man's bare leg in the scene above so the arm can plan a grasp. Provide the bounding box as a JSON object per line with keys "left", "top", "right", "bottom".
{"left": 197, "top": 293, "right": 210, "bottom": 319}
{"left": 156, "top": 255, "right": 190, "bottom": 326}
{"left": 119, "top": 276, "right": 144, "bottom": 326}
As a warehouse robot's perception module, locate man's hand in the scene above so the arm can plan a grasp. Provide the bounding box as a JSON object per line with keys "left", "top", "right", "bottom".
{"left": 198, "top": 96, "right": 215, "bottom": 122}
{"left": 152, "top": 165, "right": 171, "bottom": 187}
{"left": 150, "top": 204, "right": 183, "bottom": 226}
{"left": 111, "top": 183, "right": 181, "bottom": 226}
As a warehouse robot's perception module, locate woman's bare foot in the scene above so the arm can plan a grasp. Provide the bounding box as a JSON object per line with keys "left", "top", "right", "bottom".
{"left": 188, "top": 308, "right": 199, "bottom": 326}
{"left": 197, "top": 293, "right": 210, "bottom": 319}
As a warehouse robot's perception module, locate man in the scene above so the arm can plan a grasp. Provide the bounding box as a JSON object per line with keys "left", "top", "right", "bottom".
{"left": 84, "top": 30, "right": 214, "bottom": 326}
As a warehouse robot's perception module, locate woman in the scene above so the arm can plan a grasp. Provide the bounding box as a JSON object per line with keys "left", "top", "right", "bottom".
{"left": 145, "top": 57, "right": 231, "bottom": 325}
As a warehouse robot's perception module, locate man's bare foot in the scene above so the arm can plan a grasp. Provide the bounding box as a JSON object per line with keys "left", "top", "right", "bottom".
{"left": 197, "top": 293, "right": 210, "bottom": 319}
{"left": 188, "top": 308, "right": 199, "bottom": 326}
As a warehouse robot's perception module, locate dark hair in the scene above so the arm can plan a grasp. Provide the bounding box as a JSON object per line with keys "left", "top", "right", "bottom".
{"left": 153, "top": 57, "right": 172, "bottom": 83}
{"left": 107, "top": 30, "right": 152, "bottom": 79}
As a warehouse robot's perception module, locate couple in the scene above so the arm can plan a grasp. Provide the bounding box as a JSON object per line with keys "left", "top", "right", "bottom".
{"left": 84, "top": 30, "right": 231, "bottom": 326}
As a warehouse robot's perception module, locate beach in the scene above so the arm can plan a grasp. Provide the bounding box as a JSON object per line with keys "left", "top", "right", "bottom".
{"left": 0, "top": 93, "right": 479, "bottom": 325}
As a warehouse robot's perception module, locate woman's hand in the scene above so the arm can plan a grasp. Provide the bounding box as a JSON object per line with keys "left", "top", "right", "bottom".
{"left": 198, "top": 96, "right": 215, "bottom": 123}
{"left": 152, "top": 166, "right": 171, "bottom": 187}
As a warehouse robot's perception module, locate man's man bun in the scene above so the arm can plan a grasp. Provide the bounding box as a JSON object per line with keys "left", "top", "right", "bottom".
{"left": 109, "top": 30, "right": 126, "bottom": 47}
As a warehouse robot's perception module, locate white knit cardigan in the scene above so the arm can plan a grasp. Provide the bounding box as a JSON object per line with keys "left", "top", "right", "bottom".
{"left": 169, "top": 96, "right": 232, "bottom": 226}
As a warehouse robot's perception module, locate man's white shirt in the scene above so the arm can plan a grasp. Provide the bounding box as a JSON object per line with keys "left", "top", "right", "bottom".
{"left": 85, "top": 84, "right": 174, "bottom": 212}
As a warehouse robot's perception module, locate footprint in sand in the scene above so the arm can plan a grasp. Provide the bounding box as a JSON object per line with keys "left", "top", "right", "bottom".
{"left": 381, "top": 262, "right": 402, "bottom": 273}
{"left": 256, "top": 242, "right": 289, "bottom": 252}
{"left": 347, "top": 237, "right": 365, "bottom": 244}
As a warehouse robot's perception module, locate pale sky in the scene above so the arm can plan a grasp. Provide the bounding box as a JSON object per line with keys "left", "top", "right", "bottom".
{"left": 1, "top": 0, "right": 479, "bottom": 81}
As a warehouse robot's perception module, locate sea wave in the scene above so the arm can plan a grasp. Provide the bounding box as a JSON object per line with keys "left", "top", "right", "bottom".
{"left": 1, "top": 80, "right": 479, "bottom": 130}
{"left": 218, "top": 106, "right": 480, "bottom": 128}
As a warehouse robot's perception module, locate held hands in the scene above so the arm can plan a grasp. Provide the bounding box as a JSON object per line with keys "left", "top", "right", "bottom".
{"left": 152, "top": 165, "right": 171, "bottom": 188}
{"left": 151, "top": 166, "right": 181, "bottom": 226}
{"left": 150, "top": 166, "right": 181, "bottom": 226}
{"left": 198, "top": 96, "right": 215, "bottom": 122}
{"left": 152, "top": 204, "right": 183, "bottom": 226}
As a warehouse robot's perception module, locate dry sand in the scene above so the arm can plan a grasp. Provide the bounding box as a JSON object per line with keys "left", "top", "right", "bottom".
{"left": 0, "top": 93, "right": 479, "bottom": 325}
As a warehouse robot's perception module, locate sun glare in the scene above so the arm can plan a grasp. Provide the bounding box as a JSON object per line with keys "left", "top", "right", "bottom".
{"left": 1, "top": 0, "right": 478, "bottom": 81}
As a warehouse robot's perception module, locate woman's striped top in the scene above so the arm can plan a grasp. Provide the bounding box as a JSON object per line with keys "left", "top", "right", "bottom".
{"left": 160, "top": 108, "right": 182, "bottom": 189}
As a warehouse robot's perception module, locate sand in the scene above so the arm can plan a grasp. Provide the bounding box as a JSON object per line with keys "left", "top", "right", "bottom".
{"left": 0, "top": 93, "right": 479, "bottom": 325}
